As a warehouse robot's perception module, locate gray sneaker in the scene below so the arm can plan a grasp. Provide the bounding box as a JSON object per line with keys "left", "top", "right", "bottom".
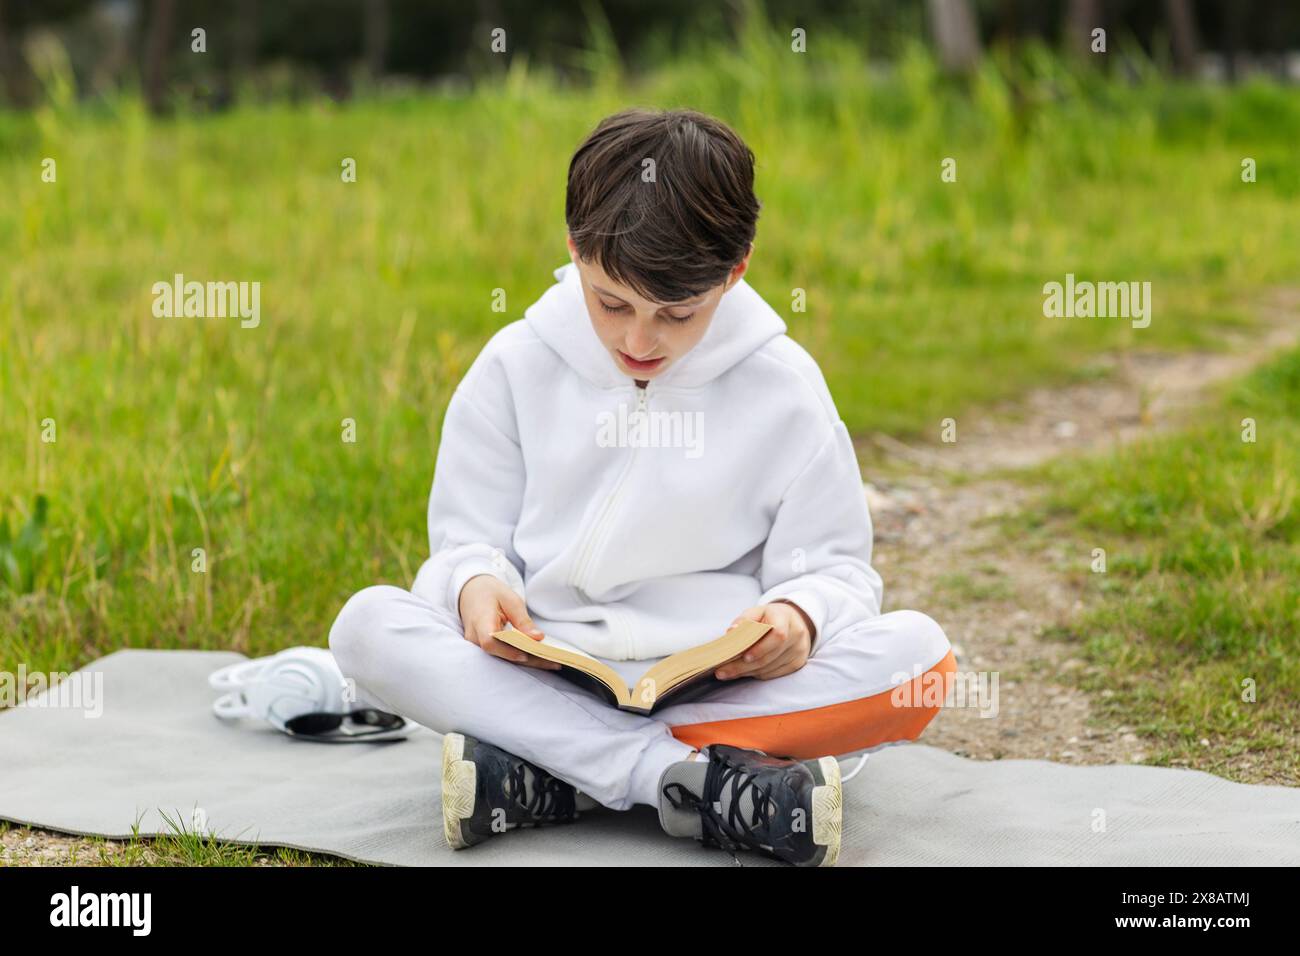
{"left": 658, "top": 744, "right": 843, "bottom": 866}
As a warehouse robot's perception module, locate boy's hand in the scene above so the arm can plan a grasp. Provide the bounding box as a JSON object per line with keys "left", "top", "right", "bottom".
{"left": 457, "top": 574, "right": 560, "bottom": 671}
{"left": 716, "top": 601, "right": 815, "bottom": 681}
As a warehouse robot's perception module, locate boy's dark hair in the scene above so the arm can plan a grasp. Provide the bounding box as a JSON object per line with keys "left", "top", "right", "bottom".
{"left": 565, "top": 108, "right": 760, "bottom": 304}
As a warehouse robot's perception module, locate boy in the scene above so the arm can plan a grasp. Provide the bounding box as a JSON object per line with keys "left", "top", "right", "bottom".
{"left": 329, "top": 108, "right": 955, "bottom": 867}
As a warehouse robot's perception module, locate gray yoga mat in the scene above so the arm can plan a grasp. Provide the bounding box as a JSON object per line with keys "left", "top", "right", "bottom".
{"left": 2, "top": 648, "right": 1297, "bottom": 866}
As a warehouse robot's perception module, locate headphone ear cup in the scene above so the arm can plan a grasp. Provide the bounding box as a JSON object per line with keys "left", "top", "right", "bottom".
{"left": 208, "top": 656, "right": 274, "bottom": 693}
{"left": 250, "top": 661, "right": 330, "bottom": 731}
{"left": 212, "top": 690, "right": 252, "bottom": 720}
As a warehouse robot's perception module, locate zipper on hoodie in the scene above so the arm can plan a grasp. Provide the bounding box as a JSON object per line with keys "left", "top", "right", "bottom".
{"left": 568, "top": 382, "right": 648, "bottom": 658}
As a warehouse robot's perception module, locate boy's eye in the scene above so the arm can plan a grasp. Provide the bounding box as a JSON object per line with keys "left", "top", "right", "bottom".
{"left": 599, "top": 299, "right": 631, "bottom": 314}
{"left": 663, "top": 311, "right": 695, "bottom": 324}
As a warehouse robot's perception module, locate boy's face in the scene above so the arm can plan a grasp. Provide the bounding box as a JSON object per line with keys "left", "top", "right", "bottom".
{"left": 567, "top": 234, "right": 751, "bottom": 382}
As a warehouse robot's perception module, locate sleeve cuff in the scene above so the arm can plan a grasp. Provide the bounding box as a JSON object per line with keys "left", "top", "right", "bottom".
{"left": 760, "top": 586, "right": 828, "bottom": 646}
{"left": 448, "top": 550, "right": 526, "bottom": 613}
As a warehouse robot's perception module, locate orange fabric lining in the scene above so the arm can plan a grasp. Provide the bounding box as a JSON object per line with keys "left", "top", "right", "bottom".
{"left": 669, "top": 649, "right": 957, "bottom": 759}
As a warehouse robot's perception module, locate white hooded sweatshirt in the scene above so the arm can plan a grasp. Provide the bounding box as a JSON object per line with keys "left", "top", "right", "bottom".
{"left": 410, "top": 262, "right": 884, "bottom": 661}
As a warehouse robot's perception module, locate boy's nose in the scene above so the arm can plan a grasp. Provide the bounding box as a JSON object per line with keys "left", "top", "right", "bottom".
{"left": 625, "top": 331, "right": 659, "bottom": 358}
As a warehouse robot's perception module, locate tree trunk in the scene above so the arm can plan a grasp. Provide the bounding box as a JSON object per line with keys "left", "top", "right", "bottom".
{"left": 1064, "top": 0, "right": 1103, "bottom": 60}
{"left": 232, "top": 0, "right": 256, "bottom": 79}
{"left": 144, "top": 0, "right": 176, "bottom": 115}
{"left": 926, "top": 0, "right": 982, "bottom": 74}
{"left": 0, "top": 0, "right": 36, "bottom": 107}
{"left": 1163, "top": 0, "right": 1200, "bottom": 76}
{"left": 364, "top": 0, "right": 389, "bottom": 79}
{"left": 1222, "top": 0, "right": 1245, "bottom": 83}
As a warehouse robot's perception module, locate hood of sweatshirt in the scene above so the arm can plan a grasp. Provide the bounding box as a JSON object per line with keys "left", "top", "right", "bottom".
{"left": 524, "top": 262, "right": 788, "bottom": 390}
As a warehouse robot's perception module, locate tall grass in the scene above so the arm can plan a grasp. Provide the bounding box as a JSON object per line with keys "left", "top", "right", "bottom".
{"left": 3, "top": 16, "right": 1299, "bottom": 675}
{"left": 1033, "top": 348, "right": 1300, "bottom": 778}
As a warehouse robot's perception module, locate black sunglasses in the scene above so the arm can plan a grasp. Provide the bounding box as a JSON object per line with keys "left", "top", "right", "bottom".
{"left": 285, "top": 708, "right": 407, "bottom": 738}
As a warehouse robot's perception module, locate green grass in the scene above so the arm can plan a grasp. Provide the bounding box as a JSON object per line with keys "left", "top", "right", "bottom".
{"left": 0, "top": 817, "right": 362, "bottom": 866}
{"left": 933, "top": 567, "right": 1014, "bottom": 604}
{"left": 3, "top": 17, "right": 1300, "bottom": 692}
{"left": 1029, "top": 348, "right": 1300, "bottom": 781}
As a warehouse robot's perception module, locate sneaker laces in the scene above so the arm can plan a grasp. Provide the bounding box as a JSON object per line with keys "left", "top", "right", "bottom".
{"left": 504, "top": 762, "right": 577, "bottom": 822}
{"left": 663, "top": 754, "right": 777, "bottom": 854}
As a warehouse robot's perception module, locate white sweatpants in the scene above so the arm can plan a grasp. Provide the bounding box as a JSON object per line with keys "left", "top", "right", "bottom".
{"left": 329, "top": 584, "right": 954, "bottom": 811}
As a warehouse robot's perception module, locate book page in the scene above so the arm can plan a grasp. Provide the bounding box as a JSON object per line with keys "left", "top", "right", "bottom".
{"left": 508, "top": 630, "right": 597, "bottom": 661}
{"left": 634, "top": 620, "right": 771, "bottom": 712}
{"left": 491, "top": 627, "right": 630, "bottom": 703}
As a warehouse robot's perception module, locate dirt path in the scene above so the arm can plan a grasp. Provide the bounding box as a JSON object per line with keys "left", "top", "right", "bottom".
{"left": 863, "top": 289, "right": 1300, "bottom": 774}
{"left": 6, "top": 292, "right": 1297, "bottom": 864}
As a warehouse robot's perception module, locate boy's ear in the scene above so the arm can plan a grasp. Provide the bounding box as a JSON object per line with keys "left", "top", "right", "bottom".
{"left": 726, "top": 243, "right": 754, "bottom": 290}
{"left": 566, "top": 232, "right": 579, "bottom": 263}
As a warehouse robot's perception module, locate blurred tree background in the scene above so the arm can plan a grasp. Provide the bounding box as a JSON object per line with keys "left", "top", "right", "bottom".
{"left": 1, "top": 0, "right": 1299, "bottom": 114}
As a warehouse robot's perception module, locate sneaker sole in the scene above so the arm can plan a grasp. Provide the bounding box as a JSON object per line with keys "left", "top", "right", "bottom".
{"left": 441, "top": 732, "right": 478, "bottom": 850}
{"left": 810, "top": 755, "right": 843, "bottom": 867}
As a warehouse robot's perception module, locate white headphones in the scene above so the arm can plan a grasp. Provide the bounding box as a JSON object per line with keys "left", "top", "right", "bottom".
{"left": 209, "top": 647, "right": 420, "bottom": 742}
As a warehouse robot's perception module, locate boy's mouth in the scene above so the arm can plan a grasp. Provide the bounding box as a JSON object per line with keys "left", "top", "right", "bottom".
{"left": 616, "top": 350, "right": 665, "bottom": 373}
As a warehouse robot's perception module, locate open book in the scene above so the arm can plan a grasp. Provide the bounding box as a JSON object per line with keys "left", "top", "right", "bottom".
{"left": 492, "top": 619, "right": 772, "bottom": 715}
